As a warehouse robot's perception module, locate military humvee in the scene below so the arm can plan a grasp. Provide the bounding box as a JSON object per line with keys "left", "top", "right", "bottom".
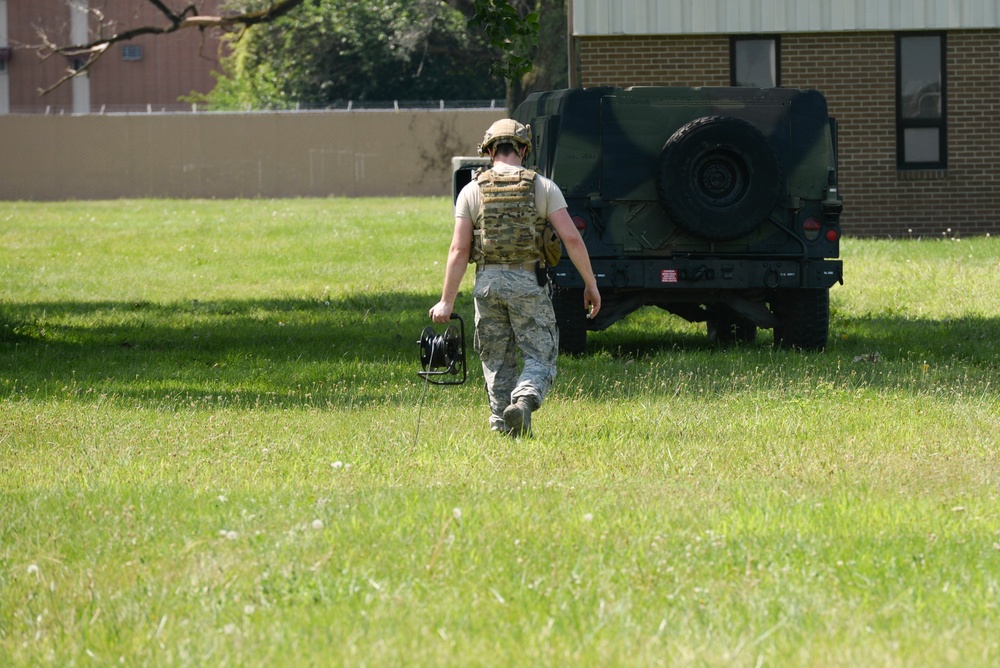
{"left": 455, "top": 86, "right": 843, "bottom": 353}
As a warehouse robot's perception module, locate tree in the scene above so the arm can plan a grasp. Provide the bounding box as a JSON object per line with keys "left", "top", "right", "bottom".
{"left": 34, "top": 0, "right": 308, "bottom": 95}
{"left": 198, "top": 0, "right": 506, "bottom": 109}
{"left": 35, "top": 0, "right": 565, "bottom": 110}
{"left": 471, "top": 0, "right": 569, "bottom": 109}
{"left": 469, "top": 0, "right": 538, "bottom": 86}
{"left": 502, "top": 0, "right": 568, "bottom": 107}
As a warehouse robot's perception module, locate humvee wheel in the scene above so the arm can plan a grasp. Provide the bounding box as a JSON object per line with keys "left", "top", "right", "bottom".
{"left": 552, "top": 285, "right": 587, "bottom": 355}
{"left": 771, "top": 288, "right": 830, "bottom": 351}
{"left": 657, "top": 116, "right": 781, "bottom": 241}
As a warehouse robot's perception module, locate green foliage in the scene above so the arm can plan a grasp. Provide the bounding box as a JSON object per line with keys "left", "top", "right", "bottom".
{"left": 2, "top": 200, "right": 999, "bottom": 665}
{"left": 197, "top": 0, "right": 505, "bottom": 109}
{"left": 470, "top": 0, "right": 540, "bottom": 83}
{"left": 525, "top": 0, "right": 568, "bottom": 91}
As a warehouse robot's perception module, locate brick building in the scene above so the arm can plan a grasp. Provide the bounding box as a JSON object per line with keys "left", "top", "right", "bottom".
{"left": 0, "top": 0, "right": 222, "bottom": 114}
{"left": 567, "top": 0, "right": 1000, "bottom": 237}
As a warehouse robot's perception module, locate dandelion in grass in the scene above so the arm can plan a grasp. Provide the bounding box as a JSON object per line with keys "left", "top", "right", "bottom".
{"left": 312, "top": 519, "right": 324, "bottom": 531}
{"left": 583, "top": 513, "right": 594, "bottom": 523}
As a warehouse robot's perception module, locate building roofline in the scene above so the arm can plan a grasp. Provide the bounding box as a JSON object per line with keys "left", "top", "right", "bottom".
{"left": 571, "top": 0, "right": 1000, "bottom": 36}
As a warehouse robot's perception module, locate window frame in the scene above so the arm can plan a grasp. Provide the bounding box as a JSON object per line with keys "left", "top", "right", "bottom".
{"left": 895, "top": 32, "right": 947, "bottom": 170}
{"left": 730, "top": 36, "right": 781, "bottom": 88}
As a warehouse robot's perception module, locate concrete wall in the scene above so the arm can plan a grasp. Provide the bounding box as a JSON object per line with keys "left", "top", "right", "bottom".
{"left": 0, "top": 109, "right": 505, "bottom": 200}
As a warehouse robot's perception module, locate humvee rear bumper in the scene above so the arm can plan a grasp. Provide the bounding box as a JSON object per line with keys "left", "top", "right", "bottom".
{"left": 552, "top": 258, "right": 843, "bottom": 291}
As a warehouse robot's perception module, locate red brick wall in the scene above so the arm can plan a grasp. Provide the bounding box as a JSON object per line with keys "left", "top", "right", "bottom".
{"left": 87, "top": 0, "right": 224, "bottom": 111}
{"left": 6, "top": 0, "right": 222, "bottom": 114}
{"left": 578, "top": 30, "right": 1000, "bottom": 237}
{"left": 578, "top": 35, "right": 731, "bottom": 87}
{"left": 6, "top": 0, "right": 75, "bottom": 112}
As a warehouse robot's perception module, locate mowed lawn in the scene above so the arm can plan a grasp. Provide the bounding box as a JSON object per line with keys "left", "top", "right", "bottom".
{"left": 1, "top": 199, "right": 998, "bottom": 666}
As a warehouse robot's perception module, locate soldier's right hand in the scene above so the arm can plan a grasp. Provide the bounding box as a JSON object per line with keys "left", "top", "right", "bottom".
{"left": 429, "top": 301, "right": 453, "bottom": 324}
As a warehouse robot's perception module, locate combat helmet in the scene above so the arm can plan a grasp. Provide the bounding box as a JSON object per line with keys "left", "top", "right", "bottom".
{"left": 478, "top": 119, "right": 532, "bottom": 157}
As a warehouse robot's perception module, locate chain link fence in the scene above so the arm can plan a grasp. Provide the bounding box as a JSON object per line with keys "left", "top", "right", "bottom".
{"left": 10, "top": 100, "right": 505, "bottom": 115}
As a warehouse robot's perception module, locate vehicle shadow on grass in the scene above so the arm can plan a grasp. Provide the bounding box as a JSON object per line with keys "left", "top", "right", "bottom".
{"left": 0, "top": 292, "right": 471, "bottom": 408}
{"left": 588, "top": 313, "right": 999, "bottom": 362}
{"left": 581, "top": 312, "right": 999, "bottom": 396}
{"left": 3, "top": 297, "right": 997, "bottom": 406}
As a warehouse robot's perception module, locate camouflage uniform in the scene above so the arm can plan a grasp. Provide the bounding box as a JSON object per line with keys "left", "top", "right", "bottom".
{"left": 455, "top": 162, "right": 568, "bottom": 432}
{"left": 472, "top": 268, "right": 558, "bottom": 431}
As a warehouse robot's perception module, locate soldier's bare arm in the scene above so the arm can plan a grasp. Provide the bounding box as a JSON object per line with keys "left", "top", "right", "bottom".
{"left": 548, "top": 208, "right": 601, "bottom": 319}
{"left": 429, "top": 216, "right": 474, "bottom": 323}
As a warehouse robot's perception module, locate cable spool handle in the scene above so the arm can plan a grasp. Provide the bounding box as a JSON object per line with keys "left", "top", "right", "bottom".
{"left": 417, "top": 314, "right": 467, "bottom": 385}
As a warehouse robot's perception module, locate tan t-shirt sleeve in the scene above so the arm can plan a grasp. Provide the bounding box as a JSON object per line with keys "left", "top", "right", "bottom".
{"left": 534, "top": 174, "right": 568, "bottom": 220}
{"left": 455, "top": 181, "right": 480, "bottom": 221}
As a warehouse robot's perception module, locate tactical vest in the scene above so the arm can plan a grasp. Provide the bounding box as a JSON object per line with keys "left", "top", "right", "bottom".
{"left": 472, "top": 168, "right": 543, "bottom": 266}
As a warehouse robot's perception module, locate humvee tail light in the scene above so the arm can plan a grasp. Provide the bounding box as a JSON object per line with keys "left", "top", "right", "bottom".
{"left": 803, "top": 217, "right": 822, "bottom": 241}
{"left": 803, "top": 217, "right": 839, "bottom": 243}
{"left": 572, "top": 215, "right": 588, "bottom": 232}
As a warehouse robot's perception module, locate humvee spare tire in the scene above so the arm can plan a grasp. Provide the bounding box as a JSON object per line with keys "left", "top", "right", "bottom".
{"left": 656, "top": 116, "right": 781, "bottom": 241}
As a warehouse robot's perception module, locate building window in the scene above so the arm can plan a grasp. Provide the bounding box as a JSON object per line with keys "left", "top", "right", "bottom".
{"left": 121, "top": 44, "right": 143, "bottom": 61}
{"left": 896, "top": 33, "right": 946, "bottom": 169}
{"left": 731, "top": 37, "right": 779, "bottom": 88}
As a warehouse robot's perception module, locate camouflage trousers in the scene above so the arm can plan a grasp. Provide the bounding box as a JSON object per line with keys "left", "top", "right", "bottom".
{"left": 473, "top": 268, "right": 558, "bottom": 431}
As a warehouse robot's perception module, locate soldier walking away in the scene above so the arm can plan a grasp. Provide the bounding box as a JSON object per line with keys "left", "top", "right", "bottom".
{"left": 429, "top": 119, "right": 601, "bottom": 436}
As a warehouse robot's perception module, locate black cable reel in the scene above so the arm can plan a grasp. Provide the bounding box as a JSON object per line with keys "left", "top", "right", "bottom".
{"left": 417, "top": 314, "right": 467, "bottom": 385}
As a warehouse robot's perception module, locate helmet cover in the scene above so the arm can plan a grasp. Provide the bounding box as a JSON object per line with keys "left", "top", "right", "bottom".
{"left": 478, "top": 119, "right": 532, "bottom": 157}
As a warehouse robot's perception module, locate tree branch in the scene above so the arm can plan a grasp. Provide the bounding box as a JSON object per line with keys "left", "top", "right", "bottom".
{"left": 36, "top": 0, "right": 307, "bottom": 96}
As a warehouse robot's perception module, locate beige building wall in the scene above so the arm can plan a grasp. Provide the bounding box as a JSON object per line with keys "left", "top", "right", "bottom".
{"left": 0, "top": 110, "right": 505, "bottom": 200}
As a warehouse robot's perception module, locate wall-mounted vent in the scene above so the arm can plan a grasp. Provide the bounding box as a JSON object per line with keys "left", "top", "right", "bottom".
{"left": 121, "top": 45, "right": 143, "bottom": 61}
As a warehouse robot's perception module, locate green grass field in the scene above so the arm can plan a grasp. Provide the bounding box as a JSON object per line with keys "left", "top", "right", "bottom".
{"left": 1, "top": 199, "right": 998, "bottom": 666}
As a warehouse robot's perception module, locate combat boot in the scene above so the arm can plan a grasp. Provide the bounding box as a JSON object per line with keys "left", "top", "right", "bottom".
{"left": 503, "top": 397, "right": 533, "bottom": 437}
